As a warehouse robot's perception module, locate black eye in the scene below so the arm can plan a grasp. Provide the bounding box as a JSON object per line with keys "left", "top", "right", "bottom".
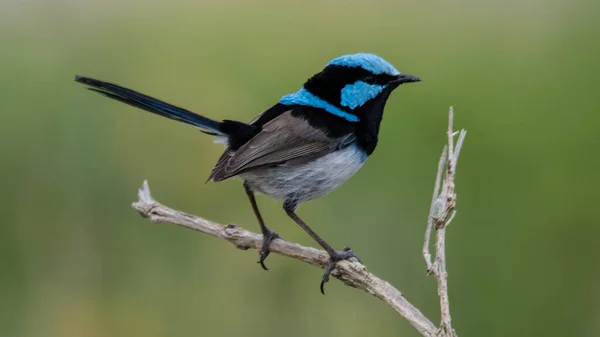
{"left": 363, "top": 76, "right": 375, "bottom": 83}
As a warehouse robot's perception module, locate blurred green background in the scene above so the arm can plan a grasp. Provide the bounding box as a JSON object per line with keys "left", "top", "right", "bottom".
{"left": 2, "top": 0, "right": 599, "bottom": 336}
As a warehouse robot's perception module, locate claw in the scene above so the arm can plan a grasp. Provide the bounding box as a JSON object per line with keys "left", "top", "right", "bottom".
{"left": 258, "top": 252, "right": 270, "bottom": 271}
{"left": 257, "top": 229, "right": 280, "bottom": 270}
{"left": 320, "top": 247, "right": 360, "bottom": 295}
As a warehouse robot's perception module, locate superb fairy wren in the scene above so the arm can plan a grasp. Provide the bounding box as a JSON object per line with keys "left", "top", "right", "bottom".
{"left": 75, "top": 53, "right": 420, "bottom": 293}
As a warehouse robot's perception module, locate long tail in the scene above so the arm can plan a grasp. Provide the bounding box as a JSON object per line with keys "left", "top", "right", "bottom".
{"left": 75, "top": 75, "right": 223, "bottom": 135}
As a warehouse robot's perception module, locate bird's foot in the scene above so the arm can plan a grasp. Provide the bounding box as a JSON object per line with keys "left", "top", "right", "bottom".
{"left": 257, "top": 229, "right": 281, "bottom": 270}
{"left": 320, "top": 247, "right": 361, "bottom": 294}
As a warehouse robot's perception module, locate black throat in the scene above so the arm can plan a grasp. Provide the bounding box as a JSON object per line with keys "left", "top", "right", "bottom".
{"left": 350, "top": 86, "right": 395, "bottom": 155}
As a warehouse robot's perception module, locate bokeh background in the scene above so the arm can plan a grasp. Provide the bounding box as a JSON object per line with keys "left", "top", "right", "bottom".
{"left": 2, "top": 1, "right": 599, "bottom": 336}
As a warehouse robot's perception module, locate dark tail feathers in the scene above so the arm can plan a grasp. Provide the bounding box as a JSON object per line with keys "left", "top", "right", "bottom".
{"left": 75, "top": 76, "right": 223, "bottom": 135}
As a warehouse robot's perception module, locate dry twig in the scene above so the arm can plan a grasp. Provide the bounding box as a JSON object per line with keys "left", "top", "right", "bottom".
{"left": 423, "top": 106, "right": 466, "bottom": 337}
{"left": 131, "top": 107, "right": 466, "bottom": 337}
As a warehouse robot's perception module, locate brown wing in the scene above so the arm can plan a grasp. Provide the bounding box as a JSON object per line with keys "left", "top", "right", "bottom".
{"left": 208, "top": 111, "right": 341, "bottom": 182}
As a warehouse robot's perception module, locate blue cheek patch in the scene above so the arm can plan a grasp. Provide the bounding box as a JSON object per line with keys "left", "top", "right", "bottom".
{"left": 279, "top": 88, "right": 360, "bottom": 122}
{"left": 340, "top": 81, "right": 386, "bottom": 109}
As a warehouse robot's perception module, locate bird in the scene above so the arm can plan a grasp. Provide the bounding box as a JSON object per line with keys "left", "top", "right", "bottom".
{"left": 75, "top": 53, "right": 420, "bottom": 293}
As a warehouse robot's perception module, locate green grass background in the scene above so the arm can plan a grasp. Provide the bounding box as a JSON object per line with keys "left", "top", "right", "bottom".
{"left": 1, "top": 1, "right": 599, "bottom": 336}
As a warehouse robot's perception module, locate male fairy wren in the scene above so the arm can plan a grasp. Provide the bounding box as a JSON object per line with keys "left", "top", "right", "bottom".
{"left": 76, "top": 53, "right": 420, "bottom": 293}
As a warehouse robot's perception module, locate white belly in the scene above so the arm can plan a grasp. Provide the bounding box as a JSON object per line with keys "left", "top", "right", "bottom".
{"left": 240, "top": 145, "right": 367, "bottom": 202}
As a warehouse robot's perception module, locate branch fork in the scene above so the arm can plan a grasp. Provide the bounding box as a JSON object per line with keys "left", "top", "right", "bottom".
{"left": 132, "top": 107, "right": 466, "bottom": 337}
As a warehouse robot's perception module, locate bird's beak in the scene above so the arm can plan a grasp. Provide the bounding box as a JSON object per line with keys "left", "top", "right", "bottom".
{"left": 389, "top": 74, "right": 421, "bottom": 85}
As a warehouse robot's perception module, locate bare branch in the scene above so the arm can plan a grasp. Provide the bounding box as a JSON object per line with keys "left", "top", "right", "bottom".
{"left": 131, "top": 106, "right": 466, "bottom": 337}
{"left": 423, "top": 106, "right": 466, "bottom": 337}
{"left": 132, "top": 180, "right": 438, "bottom": 337}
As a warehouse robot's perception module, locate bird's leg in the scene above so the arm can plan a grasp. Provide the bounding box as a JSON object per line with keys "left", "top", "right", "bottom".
{"left": 244, "top": 182, "right": 280, "bottom": 270}
{"left": 283, "top": 199, "right": 361, "bottom": 294}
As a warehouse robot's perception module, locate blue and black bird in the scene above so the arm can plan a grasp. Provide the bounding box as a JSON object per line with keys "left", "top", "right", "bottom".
{"left": 75, "top": 53, "right": 420, "bottom": 293}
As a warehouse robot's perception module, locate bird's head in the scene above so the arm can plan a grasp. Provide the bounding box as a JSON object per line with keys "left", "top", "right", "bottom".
{"left": 280, "top": 53, "right": 420, "bottom": 122}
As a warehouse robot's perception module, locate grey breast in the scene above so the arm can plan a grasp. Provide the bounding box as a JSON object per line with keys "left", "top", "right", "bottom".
{"left": 240, "top": 143, "right": 367, "bottom": 202}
